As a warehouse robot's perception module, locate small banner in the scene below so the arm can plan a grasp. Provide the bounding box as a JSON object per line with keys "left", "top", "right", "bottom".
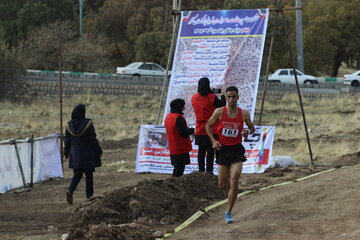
{"left": 135, "top": 125, "right": 275, "bottom": 174}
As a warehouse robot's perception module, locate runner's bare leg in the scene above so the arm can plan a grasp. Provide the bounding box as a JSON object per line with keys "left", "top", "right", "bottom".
{"left": 217, "top": 165, "right": 230, "bottom": 190}
{"left": 226, "top": 162, "right": 242, "bottom": 213}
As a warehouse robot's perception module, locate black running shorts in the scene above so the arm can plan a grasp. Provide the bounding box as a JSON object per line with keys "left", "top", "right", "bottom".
{"left": 215, "top": 143, "right": 247, "bottom": 166}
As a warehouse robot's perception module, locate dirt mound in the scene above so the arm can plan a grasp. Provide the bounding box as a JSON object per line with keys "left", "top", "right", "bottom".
{"left": 101, "top": 136, "right": 138, "bottom": 150}
{"left": 70, "top": 222, "right": 154, "bottom": 240}
{"left": 67, "top": 172, "right": 227, "bottom": 239}
{"left": 331, "top": 151, "right": 360, "bottom": 166}
{"left": 349, "top": 128, "right": 360, "bottom": 136}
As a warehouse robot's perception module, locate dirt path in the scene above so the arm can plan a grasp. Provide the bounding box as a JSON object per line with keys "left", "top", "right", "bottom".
{"left": 0, "top": 165, "right": 168, "bottom": 240}
{"left": 1, "top": 137, "right": 360, "bottom": 240}
{"left": 169, "top": 165, "right": 360, "bottom": 240}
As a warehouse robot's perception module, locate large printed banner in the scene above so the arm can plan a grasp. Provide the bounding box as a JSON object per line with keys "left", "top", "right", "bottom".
{"left": 135, "top": 125, "right": 275, "bottom": 174}
{"left": 0, "top": 135, "right": 63, "bottom": 193}
{"left": 164, "top": 9, "right": 269, "bottom": 124}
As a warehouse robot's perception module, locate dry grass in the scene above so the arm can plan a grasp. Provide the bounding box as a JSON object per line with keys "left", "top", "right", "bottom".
{"left": 0, "top": 92, "right": 359, "bottom": 165}
{"left": 0, "top": 94, "right": 161, "bottom": 141}
{"left": 255, "top": 93, "right": 360, "bottom": 164}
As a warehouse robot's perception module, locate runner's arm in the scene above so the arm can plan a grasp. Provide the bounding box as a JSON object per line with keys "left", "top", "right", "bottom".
{"left": 205, "top": 108, "right": 223, "bottom": 150}
{"left": 242, "top": 110, "right": 255, "bottom": 137}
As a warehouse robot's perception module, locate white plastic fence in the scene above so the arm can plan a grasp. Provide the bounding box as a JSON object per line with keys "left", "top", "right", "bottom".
{"left": 0, "top": 134, "right": 63, "bottom": 193}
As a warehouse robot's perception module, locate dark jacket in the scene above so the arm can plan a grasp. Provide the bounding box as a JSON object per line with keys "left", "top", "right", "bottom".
{"left": 64, "top": 104, "right": 103, "bottom": 169}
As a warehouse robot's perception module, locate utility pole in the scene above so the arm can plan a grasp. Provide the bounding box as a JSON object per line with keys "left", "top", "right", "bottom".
{"left": 79, "top": 0, "right": 85, "bottom": 36}
{"left": 156, "top": 0, "right": 181, "bottom": 124}
{"left": 163, "top": 0, "right": 169, "bottom": 32}
{"left": 173, "top": 0, "right": 177, "bottom": 23}
{"left": 296, "top": 0, "right": 304, "bottom": 72}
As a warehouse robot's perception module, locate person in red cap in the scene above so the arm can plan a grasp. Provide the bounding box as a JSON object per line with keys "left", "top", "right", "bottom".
{"left": 191, "top": 77, "right": 225, "bottom": 174}
{"left": 165, "top": 99, "right": 194, "bottom": 177}
{"left": 206, "top": 86, "right": 255, "bottom": 224}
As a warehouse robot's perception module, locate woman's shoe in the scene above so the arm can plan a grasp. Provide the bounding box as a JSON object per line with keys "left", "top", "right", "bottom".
{"left": 66, "top": 190, "right": 73, "bottom": 205}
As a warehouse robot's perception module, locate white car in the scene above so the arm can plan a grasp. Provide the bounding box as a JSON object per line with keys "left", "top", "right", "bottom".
{"left": 343, "top": 70, "right": 360, "bottom": 87}
{"left": 268, "top": 69, "right": 318, "bottom": 84}
{"left": 116, "top": 62, "right": 171, "bottom": 77}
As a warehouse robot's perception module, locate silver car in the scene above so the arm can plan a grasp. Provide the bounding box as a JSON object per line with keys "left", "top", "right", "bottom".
{"left": 116, "top": 62, "right": 171, "bottom": 77}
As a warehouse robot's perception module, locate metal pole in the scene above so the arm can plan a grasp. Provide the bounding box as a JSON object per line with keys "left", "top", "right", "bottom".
{"left": 172, "top": 0, "right": 177, "bottom": 23}
{"left": 79, "top": 0, "right": 85, "bottom": 36}
{"left": 156, "top": 0, "right": 182, "bottom": 124}
{"left": 280, "top": 9, "right": 314, "bottom": 166}
{"left": 295, "top": 0, "right": 304, "bottom": 72}
{"left": 258, "top": 0, "right": 281, "bottom": 126}
{"left": 13, "top": 141, "right": 27, "bottom": 189}
{"left": 164, "top": 0, "right": 169, "bottom": 32}
{"left": 58, "top": 34, "right": 64, "bottom": 173}
{"left": 30, "top": 134, "right": 34, "bottom": 187}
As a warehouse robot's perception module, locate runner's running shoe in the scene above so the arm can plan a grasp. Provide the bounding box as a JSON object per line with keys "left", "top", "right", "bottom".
{"left": 224, "top": 212, "right": 235, "bottom": 223}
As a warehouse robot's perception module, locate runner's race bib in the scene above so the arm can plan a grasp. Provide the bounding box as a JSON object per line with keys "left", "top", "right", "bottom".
{"left": 222, "top": 128, "right": 239, "bottom": 137}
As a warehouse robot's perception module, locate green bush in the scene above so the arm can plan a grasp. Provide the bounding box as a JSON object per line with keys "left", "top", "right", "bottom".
{"left": 0, "top": 40, "right": 25, "bottom": 100}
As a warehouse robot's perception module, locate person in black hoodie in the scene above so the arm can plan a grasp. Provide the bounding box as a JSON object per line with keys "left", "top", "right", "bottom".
{"left": 191, "top": 77, "right": 225, "bottom": 174}
{"left": 64, "top": 104, "right": 102, "bottom": 204}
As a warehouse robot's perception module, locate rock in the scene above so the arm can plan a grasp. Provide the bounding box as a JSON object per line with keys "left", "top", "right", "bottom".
{"left": 47, "top": 225, "right": 57, "bottom": 231}
{"left": 153, "top": 231, "right": 165, "bottom": 238}
{"left": 160, "top": 217, "right": 170, "bottom": 225}
{"left": 136, "top": 217, "right": 149, "bottom": 225}
{"left": 61, "top": 233, "right": 69, "bottom": 240}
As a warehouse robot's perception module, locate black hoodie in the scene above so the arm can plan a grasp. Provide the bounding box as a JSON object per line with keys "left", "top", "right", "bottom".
{"left": 64, "top": 104, "right": 102, "bottom": 169}
{"left": 67, "top": 104, "right": 91, "bottom": 135}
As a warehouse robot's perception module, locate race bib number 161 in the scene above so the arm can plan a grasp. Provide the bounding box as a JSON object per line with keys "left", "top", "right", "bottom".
{"left": 222, "top": 128, "right": 239, "bottom": 137}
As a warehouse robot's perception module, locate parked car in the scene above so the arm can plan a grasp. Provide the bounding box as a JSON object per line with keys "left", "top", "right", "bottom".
{"left": 343, "top": 70, "right": 360, "bottom": 87}
{"left": 116, "top": 62, "right": 171, "bottom": 77}
{"left": 268, "top": 69, "right": 318, "bottom": 84}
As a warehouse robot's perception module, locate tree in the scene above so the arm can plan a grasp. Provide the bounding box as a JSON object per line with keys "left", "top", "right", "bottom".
{"left": 18, "top": 21, "right": 112, "bottom": 73}
{"left": 0, "top": 0, "right": 74, "bottom": 47}
{"left": 85, "top": 0, "right": 226, "bottom": 67}
{"left": 63, "top": 34, "right": 112, "bottom": 73}
{"left": 0, "top": 40, "right": 25, "bottom": 100}
{"left": 135, "top": 31, "right": 171, "bottom": 66}
{"left": 303, "top": 0, "right": 360, "bottom": 76}
{"left": 0, "top": 0, "right": 26, "bottom": 47}
{"left": 17, "top": 21, "right": 75, "bottom": 70}
{"left": 223, "top": 0, "right": 270, "bottom": 9}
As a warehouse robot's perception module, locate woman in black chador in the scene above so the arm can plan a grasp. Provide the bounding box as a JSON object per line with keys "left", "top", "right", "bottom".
{"left": 64, "top": 104, "right": 102, "bottom": 204}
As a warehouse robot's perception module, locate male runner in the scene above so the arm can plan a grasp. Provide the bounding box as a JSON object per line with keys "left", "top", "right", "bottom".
{"left": 205, "top": 86, "right": 255, "bottom": 223}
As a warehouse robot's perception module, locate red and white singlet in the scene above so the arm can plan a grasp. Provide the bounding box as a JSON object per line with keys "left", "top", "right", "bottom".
{"left": 217, "top": 107, "right": 244, "bottom": 146}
